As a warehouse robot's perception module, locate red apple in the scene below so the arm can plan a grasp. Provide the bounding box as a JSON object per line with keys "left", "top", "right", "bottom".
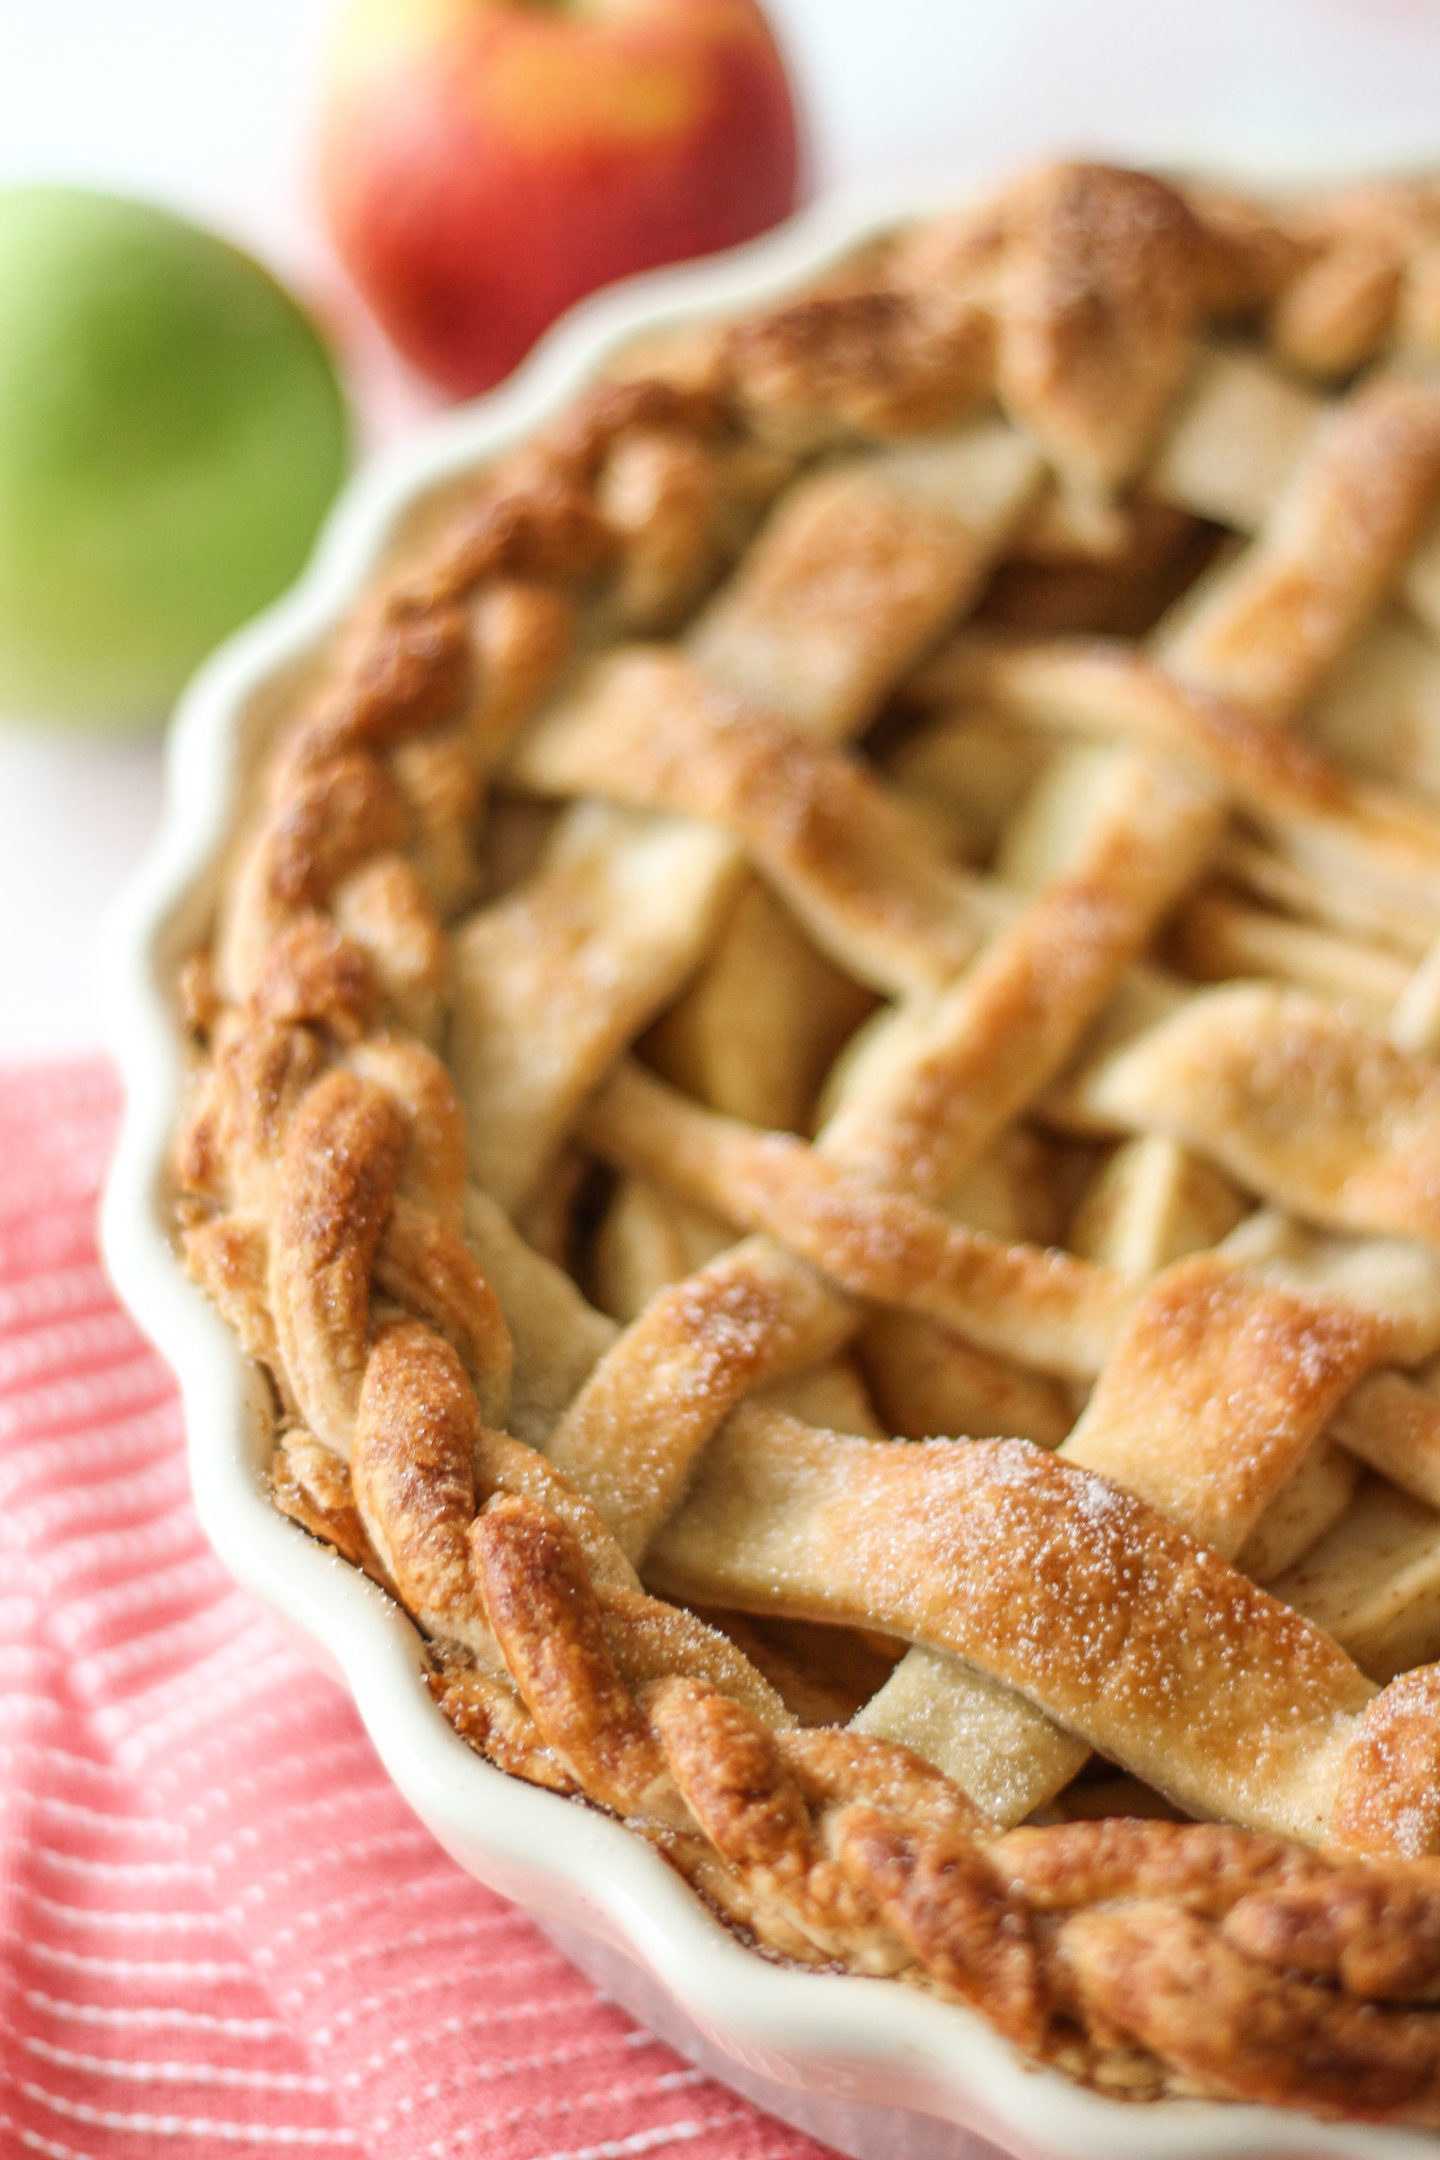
{"left": 320, "top": 0, "right": 803, "bottom": 397}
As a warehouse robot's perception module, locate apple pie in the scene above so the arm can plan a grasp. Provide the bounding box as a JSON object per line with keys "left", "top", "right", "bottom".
{"left": 174, "top": 160, "right": 1440, "bottom": 2122}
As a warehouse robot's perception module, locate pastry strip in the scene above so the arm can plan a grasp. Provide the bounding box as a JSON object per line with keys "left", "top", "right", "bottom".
{"left": 648, "top": 1418, "right": 1376, "bottom": 1842}
{"left": 1081, "top": 982, "right": 1440, "bottom": 1245}
{"left": 451, "top": 804, "right": 742, "bottom": 1209}
{"left": 1062, "top": 1255, "right": 1391, "bottom": 1561}
{"left": 1153, "top": 343, "right": 1440, "bottom": 638}
{"left": 687, "top": 429, "right": 1043, "bottom": 732}
{"left": 1158, "top": 375, "right": 1440, "bottom": 720}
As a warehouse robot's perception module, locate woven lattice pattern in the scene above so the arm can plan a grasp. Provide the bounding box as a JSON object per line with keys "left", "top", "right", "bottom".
{"left": 175, "top": 162, "right": 1440, "bottom": 2121}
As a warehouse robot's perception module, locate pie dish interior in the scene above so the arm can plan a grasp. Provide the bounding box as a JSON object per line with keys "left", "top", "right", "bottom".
{"left": 108, "top": 158, "right": 1440, "bottom": 2140}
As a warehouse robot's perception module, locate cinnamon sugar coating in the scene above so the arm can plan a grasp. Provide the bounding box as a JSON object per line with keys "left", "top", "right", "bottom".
{"left": 174, "top": 158, "right": 1440, "bottom": 2122}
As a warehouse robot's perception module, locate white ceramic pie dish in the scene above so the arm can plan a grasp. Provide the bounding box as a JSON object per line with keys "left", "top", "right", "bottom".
{"left": 100, "top": 152, "right": 1440, "bottom": 2160}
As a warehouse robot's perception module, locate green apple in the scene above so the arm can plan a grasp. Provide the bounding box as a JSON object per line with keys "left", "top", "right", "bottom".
{"left": 0, "top": 188, "right": 350, "bottom": 727}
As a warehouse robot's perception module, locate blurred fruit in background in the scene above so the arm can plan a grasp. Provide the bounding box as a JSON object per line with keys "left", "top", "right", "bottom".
{"left": 320, "top": 0, "right": 802, "bottom": 396}
{"left": 0, "top": 189, "right": 350, "bottom": 729}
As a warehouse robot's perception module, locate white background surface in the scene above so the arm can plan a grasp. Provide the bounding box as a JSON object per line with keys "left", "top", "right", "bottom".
{"left": 1, "top": 0, "right": 1438, "bottom": 1057}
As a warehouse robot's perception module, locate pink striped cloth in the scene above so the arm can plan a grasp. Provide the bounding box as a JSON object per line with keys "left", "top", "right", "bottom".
{"left": 0, "top": 1060, "right": 834, "bottom": 2160}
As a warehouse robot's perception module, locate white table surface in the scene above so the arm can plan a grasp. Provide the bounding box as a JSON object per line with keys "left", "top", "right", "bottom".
{"left": 1, "top": 0, "right": 1438, "bottom": 1058}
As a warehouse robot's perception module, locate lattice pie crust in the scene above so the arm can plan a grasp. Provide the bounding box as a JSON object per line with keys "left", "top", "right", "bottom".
{"left": 175, "top": 162, "right": 1440, "bottom": 2121}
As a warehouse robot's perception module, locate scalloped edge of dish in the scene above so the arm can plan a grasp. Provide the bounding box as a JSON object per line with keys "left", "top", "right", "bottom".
{"left": 100, "top": 146, "right": 1440, "bottom": 2160}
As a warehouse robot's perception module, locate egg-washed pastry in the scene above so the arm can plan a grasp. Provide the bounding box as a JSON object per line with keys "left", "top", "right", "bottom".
{"left": 175, "top": 162, "right": 1440, "bottom": 2121}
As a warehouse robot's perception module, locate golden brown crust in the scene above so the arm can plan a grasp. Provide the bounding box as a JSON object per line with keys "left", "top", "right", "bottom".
{"left": 269, "top": 1427, "right": 391, "bottom": 1583}
{"left": 510, "top": 646, "right": 991, "bottom": 995}
{"left": 1085, "top": 984, "right": 1440, "bottom": 1244}
{"left": 172, "top": 159, "right": 1440, "bottom": 2124}
{"left": 1331, "top": 1668, "right": 1440, "bottom": 1860}
{"left": 917, "top": 632, "right": 1440, "bottom": 906}
{"left": 413, "top": 466, "right": 617, "bottom": 605}
{"left": 270, "top": 1070, "right": 406, "bottom": 1455}
{"left": 263, "top": 755, "right": 408, "bottom": 914}
{"left": 471, "top": 1492, "right": 670, "bottom": 1817}
{"left": 185, "top": 1020, "right": 323, "bottom": 1205}
{"left": 778, "top": 1725, "right": 992, "bottom": 1842}
{"left": 351, "top": 1321, "right": 478, "bottom": 1640}
{"left": 1064, "top": 1254, "right": 1390, "bottom": 1558}
{"left": 547, "top": 1235, "right": 853, "bottom": 1564}
{"left": 992, "top": 1817, "right": 1323, "bottom": 1914}
{"left": 648, "top": 1677, "right": 811, "bottom": 1883}
{"left": 833, "top": 1806, "right": 1048, "bottom": 2049}
{"left": 726, "top": 287, "right": 995, "bottom": 444}
{"left": 1164, "top": 375, "right": 1440, "bottom": 721}
{"left": 329, "top": 856, "right": 447, "bottom": 1043}
{"left": 288, "top": 594, "right": 472, "bottom": 769}
{"left": 182, "top": 1212, "right": 278, "bottom": 1369}
{"left": 996, "top": 164, "right": 1205, "bottom": 494}
{"left": 427, "top": 1654, "right": 580, "bottom": 1793}
{"left": 1057, "top": 1901, "right": 1440, "bottom": 2116}
{"left": 1183, "top": 182, "right": 1314, "bottom": 317}
{"left": 1271, "top": 236, "right": 1403, "bottom": 378}
{"left": 1222, "top": 1868, "right": 1440, "bottom": 2001}
{"left": 649, "top": 1421, "right": 1377, "bottom": 1841}
{"left": 818, "top": 754, "right": 1222, "bottom": 1199}
{"left": 248, "top": 914, "right": 376, "bottom": 1041}
{"left": 373, "top": 1196, "right": 512, "bottom": 1425}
